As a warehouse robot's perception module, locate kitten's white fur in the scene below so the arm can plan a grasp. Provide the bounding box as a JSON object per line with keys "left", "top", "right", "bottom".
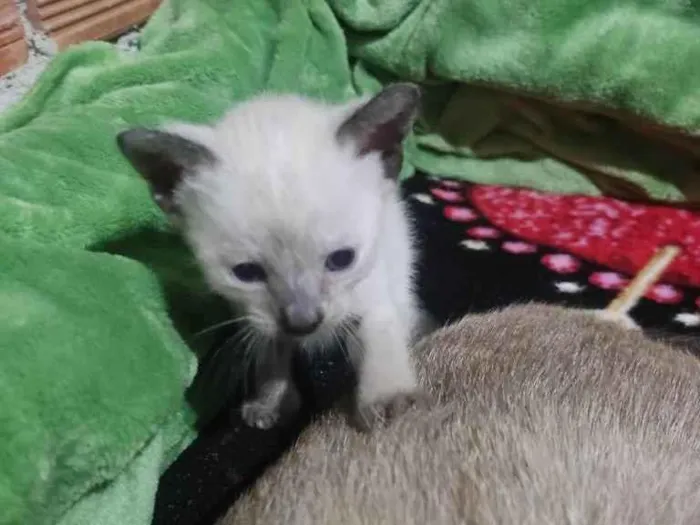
{"left": 117, "top": 85, "right": 423, "bottom": 429}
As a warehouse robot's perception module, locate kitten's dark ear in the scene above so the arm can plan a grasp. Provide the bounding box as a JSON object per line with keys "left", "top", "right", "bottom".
{"left": 116, "top": 127, "right": 215, "bottom": 214}
{"left": 336, "top": 83, "right": 421, "bottom": 180}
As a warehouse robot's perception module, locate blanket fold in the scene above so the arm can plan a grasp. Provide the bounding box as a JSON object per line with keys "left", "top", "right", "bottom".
{"left": 339, "top": 0, "right": 700, "bottom": 200}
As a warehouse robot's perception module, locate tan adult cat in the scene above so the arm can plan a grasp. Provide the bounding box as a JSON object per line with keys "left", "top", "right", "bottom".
{"left": 222, "top": 303, "right": 700, "bottom": 525}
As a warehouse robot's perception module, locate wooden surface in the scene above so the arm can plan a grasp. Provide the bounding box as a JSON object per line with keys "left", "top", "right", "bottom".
{"left": 0, "top": 0, "right": 28, "bottom": 75}
{"left": 26, "top": 0, "right": 160, "bottom": 49}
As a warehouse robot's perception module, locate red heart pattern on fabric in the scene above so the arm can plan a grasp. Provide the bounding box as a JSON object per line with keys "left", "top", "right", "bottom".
{"left": 468, "top": 185, "right": 700, "bottom": 287}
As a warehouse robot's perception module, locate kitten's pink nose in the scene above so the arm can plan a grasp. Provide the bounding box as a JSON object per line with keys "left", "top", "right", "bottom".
{"left": 279, "top": 306, "right": 324, "bottom": 336}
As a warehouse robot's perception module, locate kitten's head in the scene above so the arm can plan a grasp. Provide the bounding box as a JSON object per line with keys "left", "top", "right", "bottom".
{"left": 117, "top": 84, "right": 420, "bottom": 343}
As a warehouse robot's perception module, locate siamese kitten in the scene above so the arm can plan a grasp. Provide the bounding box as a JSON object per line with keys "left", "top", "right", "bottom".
{"left": 116, "top": 84, "right": 423, "bottom": 430}
{"left": 222, "top": 303, "right": 700, "bottom": 525}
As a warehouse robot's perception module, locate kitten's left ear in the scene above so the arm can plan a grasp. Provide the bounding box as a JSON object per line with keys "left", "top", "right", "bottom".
{"left": 116, "top": 126, "right": 216, "bottom": 214}
{"left": 336, "top": 83, "right": 421, "bottom": 180}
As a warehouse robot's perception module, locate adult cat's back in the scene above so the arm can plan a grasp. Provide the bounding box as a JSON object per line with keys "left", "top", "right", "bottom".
{"left": 222, "top": 303, "right": 700, "bottom": 525}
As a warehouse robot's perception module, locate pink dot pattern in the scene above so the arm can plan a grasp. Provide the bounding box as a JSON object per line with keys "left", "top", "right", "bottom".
{"left": 589, "top": 272, "right": 629, "bottom": 290}
{"left": 542, "top": 254, "right": 581, "bottom": 274}
{"left": 431, "top": 188, "right": 464, "bottom": 203}
{"left": 502, "top": 241, "right": 537, "bottom": 254}
{"left": 444, "top": 206, "right": 477, "bottom": 222}
{"left": 467, "top": 226, "right": 501, "bottom": 239}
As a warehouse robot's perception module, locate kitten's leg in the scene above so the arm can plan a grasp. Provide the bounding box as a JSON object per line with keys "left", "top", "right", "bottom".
{"left": 240, "top": 339, "right": 301, "bottom": 430}
{"left": 351, "top": 309, "right": 425, "bottom": 430}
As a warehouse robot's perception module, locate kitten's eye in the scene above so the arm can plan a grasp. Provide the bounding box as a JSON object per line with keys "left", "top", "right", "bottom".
{"left": 325, "top": 248, "right": 356, "bottom": 272}
{"left": 232, "top": 262, "right": 267, "bottom": 282}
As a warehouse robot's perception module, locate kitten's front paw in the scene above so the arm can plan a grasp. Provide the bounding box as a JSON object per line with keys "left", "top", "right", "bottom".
{"left": 239, "top": 381, "right": 301, "bottom": 430}
{"left": 351, "top": 389, "right": 430, "bottom": 432}
{"left": 241, "top": 399, "right": 282, "bottom": 430}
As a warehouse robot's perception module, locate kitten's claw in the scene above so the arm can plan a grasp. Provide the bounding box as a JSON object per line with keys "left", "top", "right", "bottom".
{"left": 239, "top": 381, "right": 301, "bottom": 430}
{"left": 351, "top": 390, "right": 430, "bottom": 432}
{"left": 241, "top": 400, "right": 281, "bottom": 429}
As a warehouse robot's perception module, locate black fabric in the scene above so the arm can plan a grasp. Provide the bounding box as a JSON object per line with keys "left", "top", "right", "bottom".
{"left": 152, "top": 350, "right": 354, "bottom": 525}
{"left": 152, "top": 173, "right": 700, "bottom": 525}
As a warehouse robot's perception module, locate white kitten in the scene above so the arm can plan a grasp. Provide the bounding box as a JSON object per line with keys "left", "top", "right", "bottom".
{"left": 117, "top": 84, "right": 423, "bottom": 430}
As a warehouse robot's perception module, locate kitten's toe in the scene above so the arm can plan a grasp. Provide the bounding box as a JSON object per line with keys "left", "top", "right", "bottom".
{"left": 241, "top": 400, "right": 281, "bottom": 429}
{"left": 351, "top": 389, "right": 431, "bottom": 432}
{"left": 239, "top": 383, "right": 301, "bottom": 430}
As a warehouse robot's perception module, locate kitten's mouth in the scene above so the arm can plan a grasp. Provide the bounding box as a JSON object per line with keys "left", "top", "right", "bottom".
{"left": 279, "top": 321, "right": 340, "bottom": 350}
{"left": 281, "top": 324, "right": 322, "bottom": 338}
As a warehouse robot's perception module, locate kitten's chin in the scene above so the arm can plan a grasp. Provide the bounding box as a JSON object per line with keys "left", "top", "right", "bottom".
{"left": 279, "top": 330, "right": 322, "bottom": 348}
{"left": 251, "top": 316, "right": 347, "bottom": 351}
{"left": 288, "top": 325, "right": 337, "bottom": 352}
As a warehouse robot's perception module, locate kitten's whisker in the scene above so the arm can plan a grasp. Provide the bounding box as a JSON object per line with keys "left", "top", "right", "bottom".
{"left": 191, "top": 315, "right": 249, "bottom": 340}
{"left": 337, "top": 320, "right": 360, "bottom": 367}
{"left": 213, "top": 324, "right": 254, "bottom": 397}
{"left": 331, "top": 326, "right": 349, "bottom": 361}
{"left": 240, "top": 330, "right": 266, "bottom": 397}
{"left": 203, "top": 326, "right": 248, "bottom": 369}
{"left": 329, "top": 328, "right": 342, "bottom": 353}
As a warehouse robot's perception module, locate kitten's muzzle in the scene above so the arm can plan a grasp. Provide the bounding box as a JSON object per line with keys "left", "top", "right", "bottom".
{"left": 279, "top": 304, "right": 324, "bottom": 336}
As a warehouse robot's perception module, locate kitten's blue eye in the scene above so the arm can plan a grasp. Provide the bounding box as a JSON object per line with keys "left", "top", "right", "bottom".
{"left": 232, "top": 262, "right": 267, "bottom": 282}
{"left": 325, "top": 248, "right": 355, "bottom": 272}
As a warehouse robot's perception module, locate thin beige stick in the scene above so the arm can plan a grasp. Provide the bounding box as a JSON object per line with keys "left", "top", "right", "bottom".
{"left": 605, "top": 245, "right": 681, "bottom": 317}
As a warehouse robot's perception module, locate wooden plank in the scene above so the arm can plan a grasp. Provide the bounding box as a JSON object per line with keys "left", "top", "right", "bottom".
{"left": 26, "top": 0, "right": 160, "bottom": 48}
{"left": 25, "top": 0, "right": 43, "bottom": 28}
{"left": 36, "top": 0, "right": 75, "bottom": 9}
{"left": 52, "top": 0, "right": 158, "bottom": 49}
{"left": 0, "top": 0, "right": 26, "bottom": 75}
{"left": 39, "top": 0, "right": 102, "bottom": 21}
{"left": 0, "top": 1, "right": 20, "bottom": 32}
{"left": 0, "top": 38, "right": 28, "bottom": 76}
{"left": 0, "top": 24, "right": 22, "bottom": 47}
{"left": 43, "top": 0, "right": 130, "bottom": 32}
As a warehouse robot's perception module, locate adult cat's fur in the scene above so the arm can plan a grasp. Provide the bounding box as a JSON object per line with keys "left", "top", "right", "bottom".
{"left": 221, "top": 303, "right": 700, "bottom": 525}
{"left": 116, "top": 85, "right": 423, "bottom": 430}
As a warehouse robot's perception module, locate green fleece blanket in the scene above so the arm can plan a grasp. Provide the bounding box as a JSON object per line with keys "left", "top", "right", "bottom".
{"left": 1, "top": 0, "right": 698, "bottom": 523}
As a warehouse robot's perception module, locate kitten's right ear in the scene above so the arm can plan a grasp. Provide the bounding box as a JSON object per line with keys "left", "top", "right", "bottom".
{"left": 116, "top": 127, "right": 216, "bottom": 214}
